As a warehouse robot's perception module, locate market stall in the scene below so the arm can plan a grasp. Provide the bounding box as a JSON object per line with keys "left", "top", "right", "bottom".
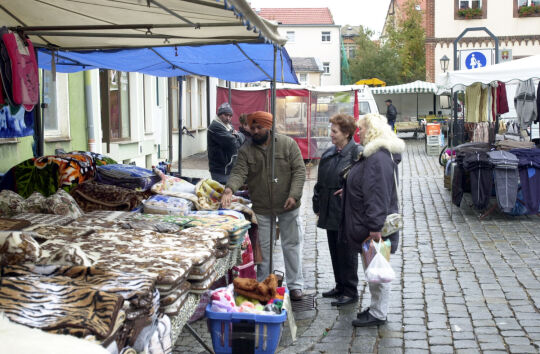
{"left": 436, "top": 55, "right": 540, "bottom": 217}
{"left": 371, "top": 80, "right": 450, "bottom": 136}
{"left": 0, "top": 1, "right": 298, "bottom": 353}
{"left": 217, "top": 85, "right": 378, "bottom": 159}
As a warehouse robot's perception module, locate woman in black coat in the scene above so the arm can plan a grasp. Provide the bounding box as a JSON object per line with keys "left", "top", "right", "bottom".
{"left": 340, "top": 113, "right": 405, "bottom": 327}
{"left": 313, "top": 114, "right": 361, "bottom": 306}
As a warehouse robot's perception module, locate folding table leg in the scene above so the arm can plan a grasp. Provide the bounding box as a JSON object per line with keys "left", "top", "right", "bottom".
{"left": 185, "top": 323, "right": 215, "bottom": 354}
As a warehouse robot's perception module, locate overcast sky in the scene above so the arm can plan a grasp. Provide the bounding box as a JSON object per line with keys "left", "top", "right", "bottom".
{"left": 248, "top": 0, "right": 391, "bottom": 37}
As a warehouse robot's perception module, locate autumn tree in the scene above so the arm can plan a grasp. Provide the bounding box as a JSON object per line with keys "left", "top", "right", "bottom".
{"left": 386, "top": 0, "right": 426, "bottom": 82}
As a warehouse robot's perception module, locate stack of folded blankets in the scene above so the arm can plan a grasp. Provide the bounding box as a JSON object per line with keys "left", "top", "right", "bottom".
{"left": 0, "top": 264, "right": 159, "bottom": 352}
{"left": 96, "top": 164, "right": 161, "bottom": 192}
{"left": 70, "top": 181, "right": 150, "bottom": 212}
{"left": 487, "top": 151, "right": 519, "bottom": 213}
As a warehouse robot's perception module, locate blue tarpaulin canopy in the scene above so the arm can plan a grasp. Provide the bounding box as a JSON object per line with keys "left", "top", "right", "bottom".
{"left": 38, "top": 43, "right": 298, "bottom": 83}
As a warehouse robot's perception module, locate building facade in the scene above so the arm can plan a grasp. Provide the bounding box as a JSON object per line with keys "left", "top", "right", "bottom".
{"left": 426, "top": 0, "right": 540, "bottom": 82}
{"left": 256, "top": 8, "right": 341, "bottom": 86}
{"left": 0, "top": 70, "right": 213, "bottom": 173}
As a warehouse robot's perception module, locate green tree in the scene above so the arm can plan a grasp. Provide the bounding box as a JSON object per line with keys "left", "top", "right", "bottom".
{"left": 387, "top": 0, "right": 426, "bottom": 82}
{"left": 348, "top": 26, "right": 401, "bottom": 85}
{"left": 348, "top": 0, "right": 425, "bottom": 85}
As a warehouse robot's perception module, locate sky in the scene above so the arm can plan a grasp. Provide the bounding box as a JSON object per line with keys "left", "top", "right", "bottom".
{"left": 248, "top": 0, "right": 391, "bottom": 37}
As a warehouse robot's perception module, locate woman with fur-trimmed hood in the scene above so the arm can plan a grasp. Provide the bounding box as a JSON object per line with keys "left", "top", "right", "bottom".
{"left": 339, "top": 113, "right": 405, "bottom": 327}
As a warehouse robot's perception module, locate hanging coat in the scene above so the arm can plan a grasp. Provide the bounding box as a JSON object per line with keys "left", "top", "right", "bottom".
{"left": 514, "top": 79, "right": 537, "bottom": 128}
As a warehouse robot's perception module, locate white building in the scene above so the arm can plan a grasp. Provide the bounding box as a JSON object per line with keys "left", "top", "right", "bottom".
{"left": 256, "top": 8, "right": 341, "bottom": 86}
{"left": 426, "top": 0, "right": 540, "bottom": 81}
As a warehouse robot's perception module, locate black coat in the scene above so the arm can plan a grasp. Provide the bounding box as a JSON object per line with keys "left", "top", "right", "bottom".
{"left": 313, "top": 139, "right": 360, "bottom": 230}
{"left": 340, "top": 148, "right": 400, "bottom": 253}
{"left": 386, "top": 104, "right": 397, "bottom": 122}
{"left": 207, "top": 119, "right": 241, "bottom": 176}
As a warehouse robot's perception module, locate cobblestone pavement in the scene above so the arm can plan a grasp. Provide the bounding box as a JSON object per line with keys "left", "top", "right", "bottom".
{"left": 174, "top": 139, "right": 540, "bottom": 353}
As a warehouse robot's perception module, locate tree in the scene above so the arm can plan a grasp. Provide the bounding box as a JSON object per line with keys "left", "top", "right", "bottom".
{"left": 386, "top": 0, "right": 426, "bottom": 82}
{"left": 348, "top": 26, "right": 401, "bottom": 85}
{"left": 348, "top": 0, "right": 426, "bottom": 85}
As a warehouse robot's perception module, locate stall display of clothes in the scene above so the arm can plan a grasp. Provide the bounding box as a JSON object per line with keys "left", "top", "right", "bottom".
{"left": 487, "top": 151, "right": 519, "bottom": 213}
{"left": 509, "top": 148, "right": 540, "bottom": 214}
{"left": 514, "top": 79, "right": 538, "bottom": 128}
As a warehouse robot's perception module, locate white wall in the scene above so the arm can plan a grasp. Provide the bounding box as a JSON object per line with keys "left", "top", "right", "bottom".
{"left": 279, "top": 25, "right": 341, "bottom": 86}
{"left": 435, "top": 0, "right": 540, "bottom": 38}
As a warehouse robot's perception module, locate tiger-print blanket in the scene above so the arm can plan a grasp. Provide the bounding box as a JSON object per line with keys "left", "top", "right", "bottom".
{"left": 0, "top": 275, "right": 124, "bottom": 340}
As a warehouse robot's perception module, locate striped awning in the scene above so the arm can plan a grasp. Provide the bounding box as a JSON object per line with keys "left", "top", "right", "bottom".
{"left": 371, "top": 80, "right": 445, "bottom": 94}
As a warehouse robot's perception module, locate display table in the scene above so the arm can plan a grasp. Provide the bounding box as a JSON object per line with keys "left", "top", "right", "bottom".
{"left": 170, "top": 245, "right": 242, "bottom": 344}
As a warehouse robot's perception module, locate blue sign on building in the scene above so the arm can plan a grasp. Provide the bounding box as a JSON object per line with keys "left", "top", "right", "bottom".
{"left": 465, "top": 52, "right": 487, "bottom": 69}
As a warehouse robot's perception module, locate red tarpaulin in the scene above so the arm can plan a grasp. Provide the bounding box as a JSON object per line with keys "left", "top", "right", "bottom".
{"left": 217, "top": 87, "right": 269, "bottom": 129}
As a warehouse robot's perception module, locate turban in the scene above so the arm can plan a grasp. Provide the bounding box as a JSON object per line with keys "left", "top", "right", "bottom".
{"left": 247, "top": 111, "right": 273, "bottom": 130}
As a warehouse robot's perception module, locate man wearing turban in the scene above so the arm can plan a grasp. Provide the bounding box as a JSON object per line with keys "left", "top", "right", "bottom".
{"left": 221, "top": 111, "right": 306, "bottom": 301}
{"left": 207, "top": 102, "right": 243, "bottom": 184}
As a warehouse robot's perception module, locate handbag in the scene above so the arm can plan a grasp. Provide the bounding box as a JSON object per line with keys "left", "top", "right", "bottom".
{"left": 381, "top": 155, "right": 403, "bottom": 237}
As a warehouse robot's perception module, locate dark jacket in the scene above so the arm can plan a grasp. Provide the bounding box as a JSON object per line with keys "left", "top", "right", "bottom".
{"left": 313, "top": 139, "right": 361, "bottom": 230}
{"left": 340, "top": 148, "right": 401, "bottom": 253}
{"left": 386, "top": 104, "right": 397, "bottom": 122}
{"left": 207, "top": 119, "right": 242, "bottom": 176}
{"left": 226, "top": 133, "right": 306, "bottom": 215}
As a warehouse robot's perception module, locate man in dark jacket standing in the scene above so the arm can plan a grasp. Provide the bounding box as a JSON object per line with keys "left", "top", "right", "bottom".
{"left": 385, "top": 99, "right": 397, "bottom": 131}
{"left": 207, "top": 103, "right": 242, "bottom": 184}
{"left": 221, "top": 111, "right": 306, "bottom": 301}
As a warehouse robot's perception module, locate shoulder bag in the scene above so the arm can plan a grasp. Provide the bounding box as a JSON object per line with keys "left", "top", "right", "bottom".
{"left": 381, "top": 154, "right": 403, "bottom": 237}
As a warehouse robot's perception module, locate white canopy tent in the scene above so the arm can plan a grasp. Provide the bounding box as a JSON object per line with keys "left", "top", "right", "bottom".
{"left": 372, "top": 80, "right": 446, "bottom": 95}
{"left": 0, "top": 0, "right": 286, "bottom": 49}
{"left": 437, "top": 55, "right": 540, "bottom": 89}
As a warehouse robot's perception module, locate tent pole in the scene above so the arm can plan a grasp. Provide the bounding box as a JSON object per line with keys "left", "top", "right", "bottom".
{"left": 227, "top": 81, "right": 231, "bottom": 104}
{"left": 269, "top": 45, "right": 277, "bottom": 276}
{"left": 416, "top": 92, "right": 419, "bottom": 122}
{"left": 35, "top": 50, "right": 43, "bottom": 157}
{"left": 178, "top": 76, "right": 183, "bottom": 174}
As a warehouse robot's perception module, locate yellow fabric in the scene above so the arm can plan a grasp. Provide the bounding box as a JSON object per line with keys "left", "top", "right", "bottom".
{"left": 355, "top": 78, "right": 386, "bottom": 87}
{"left": 465, "top": 83, "right": 482, "bottom": 123}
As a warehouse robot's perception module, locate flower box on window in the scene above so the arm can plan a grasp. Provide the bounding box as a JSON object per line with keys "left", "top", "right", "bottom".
{"left": 518, "top": 4, "right": 540, "bottom": 16}
{"left": 457, "top": 7, "right": 483, "bottom": 19}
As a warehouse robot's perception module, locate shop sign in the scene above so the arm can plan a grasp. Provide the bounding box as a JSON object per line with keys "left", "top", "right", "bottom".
{"left": 498, "top": 49, "right": 512, "bottom": 63}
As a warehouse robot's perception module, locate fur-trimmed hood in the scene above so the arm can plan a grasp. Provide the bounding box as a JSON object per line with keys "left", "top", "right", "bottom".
{"left": 362, "top": 135, "right": 406, "bottom": 158}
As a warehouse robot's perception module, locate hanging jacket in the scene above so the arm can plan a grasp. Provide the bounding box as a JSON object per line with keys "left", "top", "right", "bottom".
{"left": 509, "top": 148, "right": 540, "bottom": 214}
{"left": 497, "top": 82, "right": 509, "bottom": 115}
{"left": 514, "top": 79, "right": 537, "bottom": 128}
{"left": 313, "top": 139, "right": 361, "bottom": 231}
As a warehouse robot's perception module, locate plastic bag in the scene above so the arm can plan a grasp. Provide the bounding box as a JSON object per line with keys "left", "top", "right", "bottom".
{"left": 361, "top": 238, "right": 391, "bottom": 269}
{"left": 364, "top": 241, "right": 395, "bottom": 284}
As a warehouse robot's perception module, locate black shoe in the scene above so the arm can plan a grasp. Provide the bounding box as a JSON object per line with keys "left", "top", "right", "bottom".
{"left": 322, "top": 288, "right": 342, "bottom": 298}
{"left": 331, "top": 295, "right": 358, "bottom": 307}
{"left": 357, "top": 307, "right": 370, "bottom": 319}
{"left": 352, "top": 311, "right": 386, "bottom": 327}
{"left": 290, "top": 289, "right": 303, "bottom": 301}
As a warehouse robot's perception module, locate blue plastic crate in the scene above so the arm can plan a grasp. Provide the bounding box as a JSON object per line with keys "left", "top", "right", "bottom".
{"left": 205, "top": 304, "right": 287, "bottom": 354}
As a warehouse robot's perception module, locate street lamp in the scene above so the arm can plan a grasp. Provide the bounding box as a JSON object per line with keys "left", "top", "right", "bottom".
{"left": 440, "top": 55, "right": 450, "bottom": 73}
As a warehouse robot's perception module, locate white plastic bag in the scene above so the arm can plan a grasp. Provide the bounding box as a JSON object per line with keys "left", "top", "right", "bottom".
{"left": 364, "top": 241, "right": 395, "bottom": 284}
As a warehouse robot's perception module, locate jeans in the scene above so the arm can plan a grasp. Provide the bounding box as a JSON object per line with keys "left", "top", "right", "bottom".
{"left": 256, "top": 208, "right": 304, "bottom": 290}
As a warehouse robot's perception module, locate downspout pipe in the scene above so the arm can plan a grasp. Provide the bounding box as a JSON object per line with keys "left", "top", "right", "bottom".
{"left": 84, "top": 70, "right": 96, "bottom": 152}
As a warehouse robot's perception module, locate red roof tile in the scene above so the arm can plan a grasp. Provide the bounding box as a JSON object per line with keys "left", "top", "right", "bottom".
{"left": 256, "top": 8, "right": 334, "bottom": 25}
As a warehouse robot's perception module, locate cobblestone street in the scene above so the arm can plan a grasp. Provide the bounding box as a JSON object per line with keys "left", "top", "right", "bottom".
{"left": 175, "top": 139, "right": 540, "bottom": 353}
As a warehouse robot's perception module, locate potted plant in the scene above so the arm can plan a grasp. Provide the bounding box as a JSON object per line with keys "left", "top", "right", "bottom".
{"left": 518, "top": 4, "right": 540, "bottom": 16}
{"left": 457, "top": 7, "right": 483, "bottom": 19}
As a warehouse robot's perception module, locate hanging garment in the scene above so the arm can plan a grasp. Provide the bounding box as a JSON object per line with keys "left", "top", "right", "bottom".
{"left": 510, "top": 148, "right": 540, "bottom": 214}
{"left": 465, "top": 83, "right": 482, "bottom": 123}
{"left": 463, "top": 151, "right": 493, "bottom": 210}
{"left": 491, "top": 86, "right": 497, "bottom": 122}
{"left": 487, "top": 151, "right": 519, "bottom": 213}
{"left": 0, "top": 29, "right": 39, "bottom": 109}
{"left": 536, "top": 81, "right": 540, "bottom": 123}
{"left": 451, "top": 142, "right": 490, "bottom": 207}
{"left": 479, "top": 86, "right": 490, "bottom": 122}
{"left": 497, "top": 82, "right": 509, "bottom": 115}
{"left": 514, "top": 79, "right": 537, "bottom": 128}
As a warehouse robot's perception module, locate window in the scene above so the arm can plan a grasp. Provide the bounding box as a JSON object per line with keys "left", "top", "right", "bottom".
{"left": 459, "top": 0, "right": 482, "bottom": 8}
{"left": 455, "top": 0, "right": 487, "bottom": 19}
{"left": 185, "top": 77, "right": 193, "bottom": 128}
{"left": 100, "top": 70, "right": 130, "bottom": 141}
{"left": 197, "top": 78, "right": 204, "bottom": 128}
{"left": 299, "top": 73, "right": 307, "bottom": 84}
{"left": 348, "top": 46, "right": 356, "bottom": 59}
{"left": 323, "top": 62, "right": 330, "bottom": 75}
{"left": 321, "top": 31, "right": 331, "bottom": 42}
{"left": 286, "top": 31, "right": 295, "bottom": 43}
{"left": 358, "top": 101, "right": 372, "bottom": 115}
{"left": 170, "top": 77, "right": 179, "bottom": 132}
{"left": 43, "top": 70, "right": 70, "bottom": 139}
{"left": 518, "top": 0, "right": 538, "bottom": 5}
{"left": 143, "top": 75, "right": 153, "bottom": 134}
